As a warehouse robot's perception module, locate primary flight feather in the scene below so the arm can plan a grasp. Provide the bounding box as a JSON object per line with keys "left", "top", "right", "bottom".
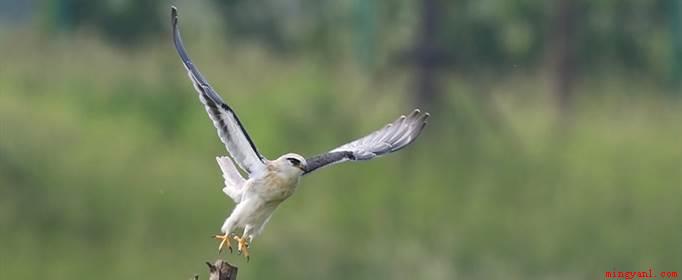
{"left": 171, "top": 6, "right": 430, "bottom": 260}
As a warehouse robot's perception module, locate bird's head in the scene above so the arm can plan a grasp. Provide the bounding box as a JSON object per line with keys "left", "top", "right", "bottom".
{"left": 273, "top": 153, "right": 307, "bottom": 176}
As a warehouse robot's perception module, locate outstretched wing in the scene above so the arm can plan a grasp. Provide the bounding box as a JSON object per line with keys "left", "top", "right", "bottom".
{"left": 171, "top": 7, "right": 266, "bottom": 175}
{"left": 303, "top": 109, "right": 429, "bottom": 175}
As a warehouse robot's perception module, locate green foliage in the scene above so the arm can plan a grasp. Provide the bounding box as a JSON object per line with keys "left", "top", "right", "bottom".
{"left": 0, "top": 33, "right": 681, "bottom": 280}
{"left": 205, "top": 0, "right": 677, "bottom": 80}
{"left": 42, "top": 0, "right": 163, "bottom": 45}
{"left": 31, "top": 0, "right": 682, "bottom": 82}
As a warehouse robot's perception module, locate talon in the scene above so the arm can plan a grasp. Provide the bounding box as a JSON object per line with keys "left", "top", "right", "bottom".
{"left": 213, "top": 234, "right": 232, "bottom": 253}
{"left": 233, "top": 235, "right": 250, "bottom": 260}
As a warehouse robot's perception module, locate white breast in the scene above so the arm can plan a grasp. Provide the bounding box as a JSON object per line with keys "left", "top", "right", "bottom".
{"left": 249, "top": 171, "right": 300, "bottom": 202}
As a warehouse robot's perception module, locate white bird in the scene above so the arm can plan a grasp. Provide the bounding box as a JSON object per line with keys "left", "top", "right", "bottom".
{"left": 171, "top": 7, "right": 430, "bottom": 260}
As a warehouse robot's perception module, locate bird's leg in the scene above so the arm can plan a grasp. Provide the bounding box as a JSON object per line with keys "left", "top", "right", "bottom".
{"left": 233, "top": 235, "right": 250, "bottom": 261}
{"left": 213, "top": 233, "right": 233, "bottom": 253}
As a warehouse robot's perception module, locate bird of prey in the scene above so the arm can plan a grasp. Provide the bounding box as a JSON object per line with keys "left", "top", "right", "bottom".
{"left": 171, "top": 6, "right": 430, "bottom": 260}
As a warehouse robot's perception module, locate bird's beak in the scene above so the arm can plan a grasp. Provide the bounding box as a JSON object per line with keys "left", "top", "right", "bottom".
{"left": 297, "top": 164, "right": 306, "bottom": 172}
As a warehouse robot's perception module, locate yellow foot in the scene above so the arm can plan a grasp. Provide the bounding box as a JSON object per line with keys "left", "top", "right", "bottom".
{"left": 233, "top": 236, "right": 250, "bottom": 261}
{"left": 213, "top": 234, "right": 232, "bottom": 253}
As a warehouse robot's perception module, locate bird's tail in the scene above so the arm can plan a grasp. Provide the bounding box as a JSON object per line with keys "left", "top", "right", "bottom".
{"left": 217, "top": 156, "right": 246, "bottom": 203}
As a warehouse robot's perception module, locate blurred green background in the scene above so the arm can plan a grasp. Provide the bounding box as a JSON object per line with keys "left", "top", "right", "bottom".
{"left": 1, "top": 0, "right": 681, "bottom": 279}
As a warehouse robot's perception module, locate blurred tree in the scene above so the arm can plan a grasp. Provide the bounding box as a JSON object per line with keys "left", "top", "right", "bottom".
{"left": 669, "top": 0, "right": 682, "bottom": 89}
{"left": 413, "top": 0, "right": 447, "bottom": 107}
{"left": 205, "top": 0, "right": 674, "bottom": 84}
{"left": 42, "top": 0, "right": 163, "bottom": 45}
{"left": 351, "top": 0, "right": 377, "bottom": 69}
{"left": 547, "top": 0, "right": 578, "bottom": 112}
{"left": 209, "top": 0, "right": 299, "bottom": 51}
{"left": 0, "top": 0, "right": 34, "bottom": 24}
{"left": 44, "top": 0, "right": 74, "bottom": 32}
{"left": 435, "top": 0, "right": 546, "bottom": 72}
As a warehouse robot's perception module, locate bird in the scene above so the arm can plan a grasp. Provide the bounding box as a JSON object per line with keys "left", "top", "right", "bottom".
{"left": 171, "top": 6, "right": 430, "bottom": 261}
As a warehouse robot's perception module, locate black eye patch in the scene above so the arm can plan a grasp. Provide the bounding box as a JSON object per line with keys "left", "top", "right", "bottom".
{"left": 287, "top": 158, "right": 301, "bottom": 165}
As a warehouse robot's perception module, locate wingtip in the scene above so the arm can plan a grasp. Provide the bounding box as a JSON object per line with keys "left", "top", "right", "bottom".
{"left": 403, "top": 109, "right": 419, "bottom": 120}
{"left": 411, "top": 109, "right": 430, "bottom": 125}
{"left": 408, "top": 108, "right": 430, "bottom": 122}
{"left": 420, "top": 112, "right": 430, "bottom": 123}
{"left": 170, "top": 6, "right": 178, "bottom": 24}
{"left": 415, "top": 108, "right": 430, "bottom": 117}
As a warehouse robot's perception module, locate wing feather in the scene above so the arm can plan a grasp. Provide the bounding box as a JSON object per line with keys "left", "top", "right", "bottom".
{"left": 171, "top": 7, "right": 266, "bottom": 175}
{"left": 303, "top": 109, "right": 429, "bottom": 175}
{"left": 217, "top": 156, "right": 246, "bottom": 203}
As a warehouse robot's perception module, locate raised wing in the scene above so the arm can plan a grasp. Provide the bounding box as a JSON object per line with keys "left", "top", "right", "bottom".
{"left": 171, "top": 7, "right": 266, "bottom": 175}
{"left": 303, "top": 109, "right": 429, "bottom": 175}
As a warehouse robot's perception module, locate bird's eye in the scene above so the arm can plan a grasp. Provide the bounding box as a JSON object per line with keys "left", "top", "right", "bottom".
{"left": 287, "top": 158, "right": 301, "bottom": 166}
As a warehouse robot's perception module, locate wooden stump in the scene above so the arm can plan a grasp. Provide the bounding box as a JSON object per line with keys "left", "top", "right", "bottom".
{"left": 192, "top": 260, "right": 238, "bottom": 280}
